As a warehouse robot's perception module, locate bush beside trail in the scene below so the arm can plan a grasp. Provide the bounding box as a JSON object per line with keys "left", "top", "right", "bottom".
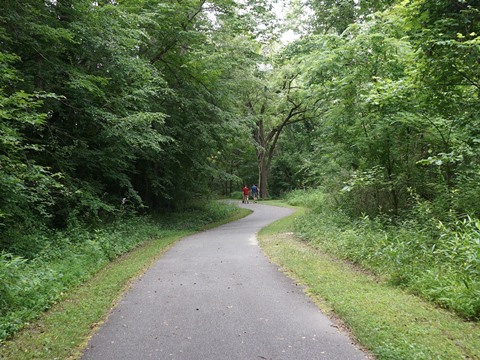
{"left": 286, "top": 189, "right": 480, "bottom": 320}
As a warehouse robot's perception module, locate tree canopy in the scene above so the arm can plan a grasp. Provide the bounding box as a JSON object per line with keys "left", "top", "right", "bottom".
{"left": 1, "top": 0, "right": 480, "bottom": 251}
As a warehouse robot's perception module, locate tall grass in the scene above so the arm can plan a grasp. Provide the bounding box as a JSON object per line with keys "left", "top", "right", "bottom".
{"left": 0, "top": 201, "right": 240, "bottom": 342}
{"left": 286, "top": 189, "right": 480, "bottom": 319}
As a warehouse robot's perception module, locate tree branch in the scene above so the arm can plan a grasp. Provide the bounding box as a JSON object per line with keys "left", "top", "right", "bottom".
{"left": 450, "top": 64, "right": 480, "bottom": 90}
{"left": 151, "top": 0, "right": 207, "bottom": 64}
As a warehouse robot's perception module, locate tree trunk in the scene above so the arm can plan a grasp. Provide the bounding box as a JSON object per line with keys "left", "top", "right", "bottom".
{"left": 250, "top": 94, "right": 307, "bottom": 199}
{"left": 257, "top": 151, "right": 270, "bottom": 198}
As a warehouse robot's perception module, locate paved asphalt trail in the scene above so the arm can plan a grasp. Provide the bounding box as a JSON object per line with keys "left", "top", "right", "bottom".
{"left": 81, "top": 203, "right": 368, "bottom": 360}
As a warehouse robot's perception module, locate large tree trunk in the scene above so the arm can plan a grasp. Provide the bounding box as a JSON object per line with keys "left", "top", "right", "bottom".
{"left": 257, "top": 151, "right": 270, "bottom": 198}
{"left": 250, "top": 94, "right": 307, "bottom": 199}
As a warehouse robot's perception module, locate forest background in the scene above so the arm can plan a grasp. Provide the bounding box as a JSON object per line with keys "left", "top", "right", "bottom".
{"left": 1, "top": 0, "right": 480, "bottom": 344}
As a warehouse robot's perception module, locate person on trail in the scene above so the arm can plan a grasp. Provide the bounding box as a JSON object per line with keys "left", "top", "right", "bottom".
{"left": 251, "top": 184, "right": 259, "bottom": 203}
{"left": 242, "top": 185, "right": 250, "bottom": 204}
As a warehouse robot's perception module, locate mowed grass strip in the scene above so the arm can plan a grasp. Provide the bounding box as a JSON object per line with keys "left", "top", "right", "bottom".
{"left": 0, "top": 207, "right": 251, "bottom": 360}
{"left": 258, "top": 207, "right": 480, "bottom": 360}
{"left": 0, "top": 230, "right": 186, "bottom": 360}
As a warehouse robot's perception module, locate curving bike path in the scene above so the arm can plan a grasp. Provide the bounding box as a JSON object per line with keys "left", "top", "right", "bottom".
{"left": 81, "top": 203, "right": 368, "bottom": 360}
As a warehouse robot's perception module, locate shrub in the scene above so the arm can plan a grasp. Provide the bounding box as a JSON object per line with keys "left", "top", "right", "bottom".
{"left": 289, "top": 188, "right": 480, "bottom": 319}
{"left": 230, "top": 191, "right": 243, "bottom": 200}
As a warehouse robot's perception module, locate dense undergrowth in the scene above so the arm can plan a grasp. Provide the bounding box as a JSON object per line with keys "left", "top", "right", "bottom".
{"left": 286, "top": 189, "right": 480, "bottom": 320}
{"left": 0, "top": 201, "right": 239, "bottom": 342}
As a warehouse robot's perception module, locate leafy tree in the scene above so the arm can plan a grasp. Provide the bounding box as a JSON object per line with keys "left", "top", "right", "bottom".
{"left": 0, "top": 51, "right": 62, "bottom": 247}
{"left": 270, "top": 0, "right": 480, "bottom": 220}
{"left": 290, "top": 0, "right": 395, "bottom": 35}
{"left": 234, "top": 54, "right": 312, "bottom": 198}
{"left": 0, "top": 0, "right": 280, "bottom": 244}
{"left": 271, "top": 10, "right": 416, "bottom": 214}
{"left": 403, "top": 0, "right": 480, "bottom": 216}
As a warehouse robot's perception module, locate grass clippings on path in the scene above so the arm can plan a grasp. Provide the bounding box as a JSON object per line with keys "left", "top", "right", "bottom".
{"left": 258, "top": 206, "right": 480, "bottom": 360}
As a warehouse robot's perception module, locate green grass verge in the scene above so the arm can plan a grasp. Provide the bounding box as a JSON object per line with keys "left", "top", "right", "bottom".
{"left": 0, "top": 207, "right": 251, "bottom": 360}
{"left": 258, "top": 204, "right": 480, "bottom": 360}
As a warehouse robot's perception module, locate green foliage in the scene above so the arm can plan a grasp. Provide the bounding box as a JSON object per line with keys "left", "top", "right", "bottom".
{"left": 296, "top": 0, "right": 395, "bottom": 35}
{"left": 270, "top": 0, "right": 480, "bottom": 224}
{"left": 0, "top": 51, "right": 62, "bottom": 245}
{"left": 0, "top": 0, "right": 268, "bottom": 249}
{"left": 285, "top": 189, "right": 330, "bottom": 210}
{"left": 230, "top": 191, "right": 243, "bottom": 200}
{"left": 289, "top": 189, "right": 480, "bottom": 319}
